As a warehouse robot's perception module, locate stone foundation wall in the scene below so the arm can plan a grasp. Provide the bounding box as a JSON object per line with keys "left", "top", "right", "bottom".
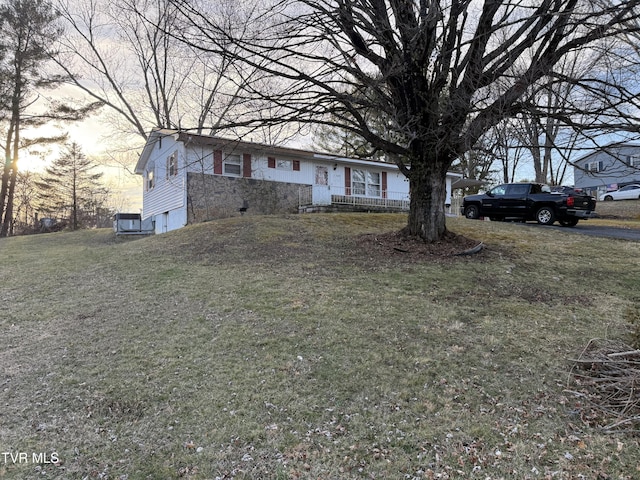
{"left": 187, "top": 173, "right": 306, "bottom": 223}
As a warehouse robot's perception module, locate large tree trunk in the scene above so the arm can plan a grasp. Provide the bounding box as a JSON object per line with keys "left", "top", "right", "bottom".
{"left": 404, "top": 153, "right": 452, "bottom": 243}
{"left": 0, "top": 160, "right": 10, "bottom": 232}
{"left": 0, "top": 121, "right": 19, "bottom": 237}
{"left": 1, "top": 166, "right": 18, "bottom": 237}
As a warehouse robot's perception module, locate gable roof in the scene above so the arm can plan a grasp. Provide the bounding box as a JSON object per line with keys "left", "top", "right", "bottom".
{"left": 573, "top": 142, "right": 640, "bottom": 165}
{"left": 134, "top": 129, "right": 428, "bottom": 175}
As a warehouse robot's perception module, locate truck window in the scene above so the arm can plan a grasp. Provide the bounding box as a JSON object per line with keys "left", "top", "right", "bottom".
{"left": 508, "top": 184, "right": 530, "bottom": 195}
{"left": 490, "top": 185, "right": 507, "bottom": 196}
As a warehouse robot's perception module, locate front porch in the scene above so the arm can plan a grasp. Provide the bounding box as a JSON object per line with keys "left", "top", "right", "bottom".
{"left": 298, "top": 185, "right": 465, "bottom": 215}
{"left": 298, "top": 185, "right": 410, "bottom": 213}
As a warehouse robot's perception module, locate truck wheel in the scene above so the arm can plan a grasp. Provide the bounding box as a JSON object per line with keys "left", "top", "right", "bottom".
{"left": 559, "top": 218, "right": 579, "bottom": 227}
{"left": 464, "top": 204, "right": 480, "bottom": 219}
{"left": 536, "top": 206, "right": 555, "bottom": 225}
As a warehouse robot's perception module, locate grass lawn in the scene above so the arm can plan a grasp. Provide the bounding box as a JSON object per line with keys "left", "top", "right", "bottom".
{"left": 1, "top": 212, "right": 640, "bottom": 479}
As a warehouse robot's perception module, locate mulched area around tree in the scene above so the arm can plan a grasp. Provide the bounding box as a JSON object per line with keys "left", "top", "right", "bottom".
{"left": 357, "top": 229, "right": 484, "bottom": 261}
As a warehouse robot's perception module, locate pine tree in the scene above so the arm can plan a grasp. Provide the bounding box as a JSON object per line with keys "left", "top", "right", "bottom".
{"left": 0, "top": 0, "right": 101, "bottom": 236}
{"left": 36, "top": 142, "right": 107, "bottom": 231}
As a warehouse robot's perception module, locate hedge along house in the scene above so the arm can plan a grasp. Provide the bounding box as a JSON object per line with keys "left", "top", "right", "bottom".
{"left": 134, "top": 129, "right": 463, "bottom": 234}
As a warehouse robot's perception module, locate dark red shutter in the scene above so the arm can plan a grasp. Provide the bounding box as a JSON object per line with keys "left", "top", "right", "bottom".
{"left": 344, "top": 167, "right": 351, "bottom": 196}
{"left": 214, "top": 150, "right": 223, "bottom": 175}
{"left": 382, "top": 171, "right": 387, "bottom": 199}
{"left": 293, "top": 160, "right": 300, "bottom": 171}
{"left": 268, "top": 156, "right": 276, "bottom": 168}
{"left": 243, "top": 153, "right": 252, "bottom": 178}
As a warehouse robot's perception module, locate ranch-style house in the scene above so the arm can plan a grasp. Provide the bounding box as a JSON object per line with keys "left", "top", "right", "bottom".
{"left": 134, "top": 129, "right": 466, "bottom": 234}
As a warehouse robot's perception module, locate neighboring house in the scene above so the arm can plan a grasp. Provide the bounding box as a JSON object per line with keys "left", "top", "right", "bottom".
{"left": 573, "top": 143, "right": 640, "bottom": 197}
{"left": 134, "top": 129, "right": 464, "bottom": 234}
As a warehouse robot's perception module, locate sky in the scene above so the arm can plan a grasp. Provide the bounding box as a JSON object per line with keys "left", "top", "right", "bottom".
{"left": 19, "top": 0, "right": 620, "bottom": 216}
{"left": 18, "top": 94, "right": 144, "bottom": 212}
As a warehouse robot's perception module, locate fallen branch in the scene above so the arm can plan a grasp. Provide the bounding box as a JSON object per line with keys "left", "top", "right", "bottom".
{"left": 568, "top": 338, "right": 640, "bottom": 434}
{"left": 453, "top": 242, "right": 484, "bottom": 256}
{"left": 607, "top": 350, "right": 640, "bottom": 358}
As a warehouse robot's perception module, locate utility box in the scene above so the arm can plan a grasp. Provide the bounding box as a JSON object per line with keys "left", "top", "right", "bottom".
{"left": 113, "top": 213, "right": 154, "bottom": 235}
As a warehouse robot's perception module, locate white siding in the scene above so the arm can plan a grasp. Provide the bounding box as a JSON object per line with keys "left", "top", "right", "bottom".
{"left": 386, "top": 170, "right": 411, "bottom": 196}
{"left": 151, "top": 209, "right": 187, "bottom": 234}
{"left": 252, "top": 155, "right": 312, "bottom": 184}
{"left": 185, "top": 145, "right": 215, "bottom": 175}
{"left": 142, "top": 135, "right": 187, "bottom": 231}
{"left": 137, "top": 131, "right": 461, "bottom": 232}
{"left": 181, "top": 144, "right": 411, "bottom": 197}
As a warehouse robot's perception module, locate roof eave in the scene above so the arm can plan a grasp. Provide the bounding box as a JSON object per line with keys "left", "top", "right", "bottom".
{"left": 134, "top": 129, "right": 181, "bottom": 174}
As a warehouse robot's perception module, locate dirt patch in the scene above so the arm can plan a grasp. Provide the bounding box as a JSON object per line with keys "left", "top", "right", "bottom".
{"left": 357, "top": 229, "right": 484, "bottom": 261}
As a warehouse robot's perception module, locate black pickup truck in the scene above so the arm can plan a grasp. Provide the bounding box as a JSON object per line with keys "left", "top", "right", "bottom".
{"left": 461, "top": 183, "right": 597, "bottom": 226}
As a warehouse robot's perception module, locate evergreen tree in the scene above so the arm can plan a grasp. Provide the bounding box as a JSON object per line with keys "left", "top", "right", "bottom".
{"left": 0, "top": 0, "right": 101, "bottom": 236}
{"left": 36, "top": 142, "right": 107, "bottom": 230}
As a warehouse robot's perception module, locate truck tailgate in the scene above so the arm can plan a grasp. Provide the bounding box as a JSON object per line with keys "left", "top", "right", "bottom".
{"left": 573, "top": 195, "right": 596, "bottom": 210}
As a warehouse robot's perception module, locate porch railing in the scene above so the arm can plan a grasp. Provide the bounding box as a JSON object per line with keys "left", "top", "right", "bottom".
{"left": 299, "top": 185, "right": 410, "bottom": 210}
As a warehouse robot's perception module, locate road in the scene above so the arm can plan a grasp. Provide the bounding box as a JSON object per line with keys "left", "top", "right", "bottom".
{"left": 529, "top": 223, "right": 640, "bottom": 241}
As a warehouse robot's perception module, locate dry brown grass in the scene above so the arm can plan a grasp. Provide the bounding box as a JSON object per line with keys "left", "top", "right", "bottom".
{"left": 595, "top": 199, "right": 640, "bottom": 221}
{"left": 1, "top": 213, "right": 640, "bottom": 479}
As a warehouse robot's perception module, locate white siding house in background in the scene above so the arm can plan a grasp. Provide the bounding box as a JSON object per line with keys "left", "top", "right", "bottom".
{"left": 134, "top": 129, "right": 464, "bottom": 234}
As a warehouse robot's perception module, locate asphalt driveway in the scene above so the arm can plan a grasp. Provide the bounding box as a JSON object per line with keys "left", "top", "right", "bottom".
{"left": 532, "top": 223, "right": 640, "bottom": 241}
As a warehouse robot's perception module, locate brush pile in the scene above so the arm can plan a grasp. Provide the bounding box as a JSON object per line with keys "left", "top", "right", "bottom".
{"left": 568, "top": 338, "right": 640, "bottom": 434}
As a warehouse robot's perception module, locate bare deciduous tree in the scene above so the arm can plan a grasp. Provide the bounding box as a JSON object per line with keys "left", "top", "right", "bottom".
{"left": 168, "top": 0, "right": 640, "bottom": 242}
{"left": 53, "top": 0, "right": 278, "bottom": 142}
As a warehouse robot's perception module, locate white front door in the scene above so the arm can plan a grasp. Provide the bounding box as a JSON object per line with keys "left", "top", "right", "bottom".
{"left": 312, "top": 166, "right": 331, "bottom": 205}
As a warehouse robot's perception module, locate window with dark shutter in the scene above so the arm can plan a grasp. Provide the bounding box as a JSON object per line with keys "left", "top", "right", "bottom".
{"left": 224, "top": 154, "right": 241, "bottom": 176}
{"left": 276, "top": 159, "right": 292, "bottom": 170}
